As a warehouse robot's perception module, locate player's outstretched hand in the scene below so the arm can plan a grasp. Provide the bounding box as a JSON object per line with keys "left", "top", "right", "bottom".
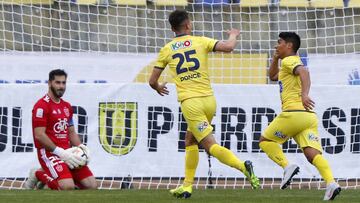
{"left": 156, "top": 82, "right": 169, "bottom": 96}
{"left": 302, "top": 94, "right": 315, "bottom": 111}
{"left": 226, "top": 28, "right": 240, "bottom": 37}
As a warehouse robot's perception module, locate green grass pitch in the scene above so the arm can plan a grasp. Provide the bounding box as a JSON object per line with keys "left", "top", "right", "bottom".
{"left": 0, "top": 189, "right": 358, "bottom": 203}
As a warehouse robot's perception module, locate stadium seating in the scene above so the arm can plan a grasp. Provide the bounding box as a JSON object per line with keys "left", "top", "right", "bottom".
{"left": 153, "top": 0, "right": 188, "bottom": 6}
{"left": 195, "top": 0, "right": 231, "bottom": 5}
{"left": 310, "top": 0, "right": 343, "bottom": 8}
{"left": 0, "top": 0, "right": 53, "bottom": 4}
{"left": 280, "top": 0, "right": 309, "bottom": 7}
{"left": 240, "top": 0, "right": 268, "bottom": 7}
{"left": 115, "top": 0, "right": 146, "bottom": 6}
{"left": 280, "top": 0, "right": 344, "bottom": 8}
{"left": 76, "top": 0, "right": 97, "bottom": 5}
{"left": 348, "top": 0, "right": 360, "bottom": 7}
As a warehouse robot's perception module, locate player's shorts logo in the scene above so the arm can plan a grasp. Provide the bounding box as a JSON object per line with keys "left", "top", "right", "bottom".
{"left": 274, "top": 131, "right": 287, "bottom": 139}
{"left": 308, "top": 133, "right": 319, "bottom": 142}
{"left": 55, "top": 164, "right": 63, "bottom": 172}
{"left": 197, "top": 121, "right": 208, "bottom": 132}
{"left": 99, "top": 102, "right": 138, "bottom": 156}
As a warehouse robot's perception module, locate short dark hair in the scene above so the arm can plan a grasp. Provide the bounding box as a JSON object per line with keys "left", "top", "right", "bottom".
{"left": 168, "top": 10, "right": 189, "bottom": 31}
{"left": 279, "top": 32, "right": 301, "bottom": 53}
{"left": 49, "top": 69, "right": 67, "bottom": 81}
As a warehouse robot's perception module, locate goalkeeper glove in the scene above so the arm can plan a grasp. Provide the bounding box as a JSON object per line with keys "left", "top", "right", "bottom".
{"left": 78, "top": 144, "right": 90, "bottom": 164}
{"left": 52, "top": 147, "right": 83, "bottom": 169}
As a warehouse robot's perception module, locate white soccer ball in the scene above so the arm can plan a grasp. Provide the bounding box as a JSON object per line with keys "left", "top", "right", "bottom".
{"left": 72, "top": 146, "right": 88, "bottom": 167}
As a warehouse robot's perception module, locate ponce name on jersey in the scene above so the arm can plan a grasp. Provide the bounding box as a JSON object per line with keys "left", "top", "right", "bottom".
{"left": 180, "top": 72, "right": 201, "bottom": 81}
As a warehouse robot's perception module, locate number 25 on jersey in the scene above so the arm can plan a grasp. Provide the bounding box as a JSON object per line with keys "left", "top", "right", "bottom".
{"left": 172, "top": 50, "right": 200, "bottom": 75}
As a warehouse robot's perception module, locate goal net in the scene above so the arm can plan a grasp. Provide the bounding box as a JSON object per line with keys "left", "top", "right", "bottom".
{"left": 0, "top": 0, "right": 359, "bottom": 190}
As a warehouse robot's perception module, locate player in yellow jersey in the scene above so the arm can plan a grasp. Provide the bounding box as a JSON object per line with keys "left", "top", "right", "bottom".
{"left": 259, "top": 32, "right": 341, "bottom": 201}
{"left": 149, "top": 10, "right": 260, "bottom": 198}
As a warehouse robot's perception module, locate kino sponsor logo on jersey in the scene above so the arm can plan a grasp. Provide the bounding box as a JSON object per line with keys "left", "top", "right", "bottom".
{"left": 99, "top": 102, "right": 138, "bottom": 156}
{"left": 171, "top": 40, "right": 192, "bottom": 51}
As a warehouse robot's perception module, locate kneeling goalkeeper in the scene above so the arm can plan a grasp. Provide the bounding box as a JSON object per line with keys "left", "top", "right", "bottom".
{"left": 24, "top": 69, "right": 97, "bottom": 190}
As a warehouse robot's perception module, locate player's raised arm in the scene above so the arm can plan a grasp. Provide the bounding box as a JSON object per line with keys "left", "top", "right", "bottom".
{"left": 269, "top": 52, "right": 280, "bottom": 81}
{"left": 214, "top": 28, "right": 240, "bottom": 53}
{"left": 294, "top": 65, "right": 315, "bottom": 111}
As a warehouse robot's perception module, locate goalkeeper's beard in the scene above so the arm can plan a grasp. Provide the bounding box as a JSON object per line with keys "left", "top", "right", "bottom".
{"left": 50, "top": 86, "right": 65, "bottom": 98}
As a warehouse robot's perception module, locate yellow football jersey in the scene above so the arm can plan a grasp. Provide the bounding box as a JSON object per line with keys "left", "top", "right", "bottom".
{"left": 278, "top": 55, "right": 305, "bottom": 111}
{"left": 155, "top": 35, "right": 218, "bottom": 102}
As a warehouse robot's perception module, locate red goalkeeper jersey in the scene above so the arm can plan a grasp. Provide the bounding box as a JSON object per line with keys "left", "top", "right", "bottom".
{"left": 32, "top": 94, "right": 74, "bottom": 149}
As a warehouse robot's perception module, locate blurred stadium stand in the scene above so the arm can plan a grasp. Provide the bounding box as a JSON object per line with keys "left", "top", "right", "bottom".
{"left": 239, "top": 0, "right": 268, "bottom": 7}
{"left": 349, "top": 0, "right": 360, "bottom": 7}
{"left": 115, "top": 0, "right": 146, "bottom": 6}
{"left": 153, "top": 0, "right": 188, "bottom": 6}
{"left": 76, "top": 0, "right": 96, "bottom": 5}
{"left": 0, "top": 0, "right": 358, "bottom": 54}
{"left": 279, "top": 0, "right": 309, "bottom": 7}
{"left": 0, "top": 0, "right": 53, "bottom": 4}
{"left": 310, "top": 0, "right": 343, "bottom": 8}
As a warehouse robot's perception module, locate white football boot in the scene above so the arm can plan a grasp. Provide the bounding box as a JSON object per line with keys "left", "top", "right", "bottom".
{"left": 23, "top": 168, "right": 39, "bottom": 189}
{"left": 323, "top": 182, "right": 341, "bottom": 201}
{"left": 280, "top": 164, "right": 300, "bottom": 189}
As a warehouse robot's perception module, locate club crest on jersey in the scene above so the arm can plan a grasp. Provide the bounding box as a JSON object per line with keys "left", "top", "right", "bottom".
{"left": 64, "top": 107, "right": 70, "bottom": 117}
{"left": 171, "top": 40, "right": 192, "bottom": 50}
{"left": 197, "top": 121, "right": 208, "bottom": 132}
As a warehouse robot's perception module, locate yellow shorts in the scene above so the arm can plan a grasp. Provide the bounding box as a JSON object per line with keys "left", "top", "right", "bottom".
{"left": 181, "top": 96, "right": 216, "bottom": 142}
{"left": 263, "top": 111, "right": 322, "bottom": 152}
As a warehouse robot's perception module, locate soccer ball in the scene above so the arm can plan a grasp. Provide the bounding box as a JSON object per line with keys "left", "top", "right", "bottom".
{"left": 72, "top": 146, "right": 88, "bottom": 167}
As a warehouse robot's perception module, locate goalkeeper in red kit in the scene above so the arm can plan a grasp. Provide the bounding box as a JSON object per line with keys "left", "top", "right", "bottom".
{"left": 24, "top": 69, "right": 97, "bottom": 190}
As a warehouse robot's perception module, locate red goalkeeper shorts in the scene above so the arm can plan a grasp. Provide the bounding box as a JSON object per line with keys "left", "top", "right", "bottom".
{"left": 37, "top": 148, "right": 93, "bottom": 182}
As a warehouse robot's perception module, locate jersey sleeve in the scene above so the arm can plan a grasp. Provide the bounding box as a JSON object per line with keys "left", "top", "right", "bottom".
{"left": 154, "top": 46, "right": 169, "bottom": 69}
{"left": 281, "top": 56, "right": 303, "bottom": 74}
{"left": 68, "top": 104, "right": 74, "bottom": 126}
{"left": 202, "top": 37, "right": 219, "bottom": 52}
{"left": 32, "top": 102, "right": 49, "bottom": 128}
